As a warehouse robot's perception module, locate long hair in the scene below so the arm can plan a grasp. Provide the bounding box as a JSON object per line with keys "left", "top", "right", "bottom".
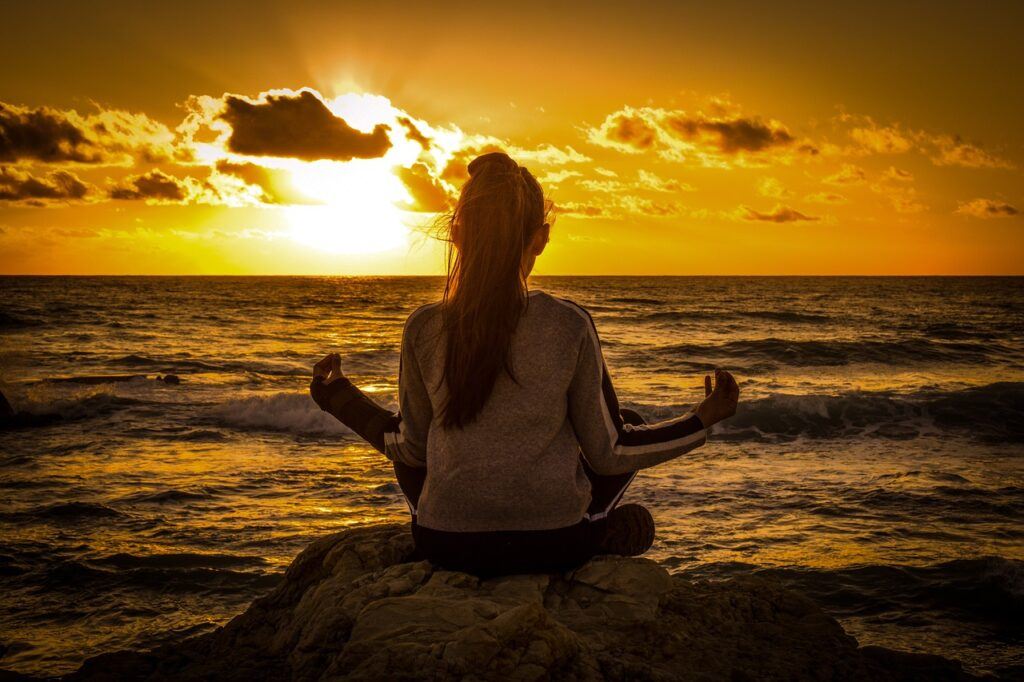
{"left": 436, "top": 151, "right": 552, "bottom": 429}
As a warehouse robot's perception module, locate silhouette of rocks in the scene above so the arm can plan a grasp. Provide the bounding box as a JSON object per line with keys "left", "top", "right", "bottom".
{"left": 63, "top": 524, "right": 977, "bottom": 681}
{"left": 159, "top": 374, "right": 181, "bottom": 385}
{"left": 0, "top": 390, "right": 13, "bottom": 419}
{"left": 0, "top": 389, "right": 61, "bottom": 430}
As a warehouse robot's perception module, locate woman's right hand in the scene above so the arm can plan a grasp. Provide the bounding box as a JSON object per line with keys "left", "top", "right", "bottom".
{"left": 695, "top": 369, "right": 739, "bottom": 428}
{"left": 312, "top": 353, "right": 343, "bottom": 384}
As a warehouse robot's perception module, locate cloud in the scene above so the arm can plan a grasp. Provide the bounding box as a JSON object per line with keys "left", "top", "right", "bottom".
{"left": 928, "top": 134, "right": 1015, "bottom": 169}
{"left": 637, "top": 169, "right": 693, "bottom": 192}
{"left": 662, "top": 113, "right": 795, "bottom": 153}
{"left": 587, "top": 104, "right": 815, "bottom": 167}
{"left": 554, "top": 201, "right": 612, "bottom": 219}
{"left": 578, "top": 177, "right": 624, "bottom": 193}
{"left": 848, "top": 122, "right": 913, "bottom": 154}
{"left": 804, "top": 192, "right": 847, "bottom": 204}
{"left": 955, "top": 198, "right": 1019, "bottom": 219}
{"left": 578, "top": 170, "right": 692, "bottom": 195}
{"left": 397, "top": 162, "right": 452, "bottom": 213}
{"left": 0, "top": 166, "right": 90, "bottom": 203}
{"left": 396, "top": 116, "right": 431, "bottom": 149}
{"left": 882, "top": 166, "right": 913, "bottom": 182}
{"left": 618, "top": 196, "right": 684, "bottom": 216}
{"left": 439, "top": 140, "right": 587, "bottom": 184}
{"left": 507, "top": 143, "right": 591, "bottom": 166}
{"left": 219, "top": 90, "right": 392, "bottom": 161}
{"left": 823, "top": 164, "right": 867, "bottom": 186}
{"left": 0, "top": 101, "right": 176, "bottom": 165}
{"left": 740, "top": 205, "right": 820, "bottom": 223}
{"left": 109, "top": 169, "right": 189, "bottom": 202}
{"left": 537, "top": 169, "right": 582, "bottom": 185}
{"left": 214, "top": 160, "right": 316, "bottom": 204}
{"left": 837, "top": 111, "right": 1015, "bottom": 169}
{"left": 756, "top": 177, "right": 791, "bottom": 199}
{"left": 587, "top": 108, "right": 659, "bottom": 152}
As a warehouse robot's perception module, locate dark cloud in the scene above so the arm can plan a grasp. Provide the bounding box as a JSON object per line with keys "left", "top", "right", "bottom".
{"left": 0, "top": 102, "right": 176, "bottom": 165}
{"left": 741, "top": 205, "right": 820, "bottom": 223}
{"left": 110, "top": 169, "right": 187, "bottom": 201}
{"left": 397, "top": 162, "right": 451, "bottom": 213}
{"left": 0, "top": 103, "right": 104, "bottom": 163}
{"left": 220, "top": 90, "right": 392, "bottom": 161}
{"left": 955, "top": 198, "right": 1019, "bottom": 219}
{"left": 215, "top": 160, "right": 316, "bottom": 204}
{"left": 663, "top": 114, "right": 795, "bottom": 153}
{"left": 0, "top": 166, "right": 90, "bottom": 202}
{"left": 397, "top": 117, "right": 431, "bottom": 149}
{"left": 604, "top": 112, "right": 658, "bottom": 151}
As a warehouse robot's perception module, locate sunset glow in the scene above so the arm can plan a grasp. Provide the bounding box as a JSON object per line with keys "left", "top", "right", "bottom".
{"left": 1, "top": 2, "right": 1021, "bottom": 274}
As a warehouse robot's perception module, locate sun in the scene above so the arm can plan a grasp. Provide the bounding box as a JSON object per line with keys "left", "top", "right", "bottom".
{"left": 286, "top": 159, "right": 410, "bottom": 254}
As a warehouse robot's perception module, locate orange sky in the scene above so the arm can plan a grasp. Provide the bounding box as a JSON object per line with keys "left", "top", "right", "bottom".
{"left": 1, "top": 1, "right": 1022, "bottom": 275}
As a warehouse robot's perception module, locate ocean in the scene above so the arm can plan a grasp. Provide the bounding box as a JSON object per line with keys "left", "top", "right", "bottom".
{"left": 0, "top": 276, "right": 1021, "bottom": 677}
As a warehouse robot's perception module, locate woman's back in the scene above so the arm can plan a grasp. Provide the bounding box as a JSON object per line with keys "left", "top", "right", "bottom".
{"left": 394, "top": 290, "right": 595, "bottom": 532}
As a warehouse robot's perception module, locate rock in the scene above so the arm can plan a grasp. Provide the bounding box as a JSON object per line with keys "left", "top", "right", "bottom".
{"left": 64, "top": 523, "right": 980, "bottom": 681}
{"left": 159, "top": 375, "right": 181, "bottom": 385}
{"left": 0, "top": 389, "right": 14, "bottom": 419}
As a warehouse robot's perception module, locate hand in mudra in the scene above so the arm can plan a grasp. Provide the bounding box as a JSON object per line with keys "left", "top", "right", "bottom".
{"left": 313, "top": 353, "right": 344, "bottom": 384}
{"left": 696, "top": 368, "right": 739, "bottom": 428}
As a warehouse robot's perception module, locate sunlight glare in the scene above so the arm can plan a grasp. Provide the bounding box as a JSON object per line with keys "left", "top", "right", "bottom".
{"left": 287, "top": 160, "right": 409, "bottom": 254}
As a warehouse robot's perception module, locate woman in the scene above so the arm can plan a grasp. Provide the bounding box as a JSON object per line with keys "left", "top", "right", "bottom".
{"left": 310, "top": 151, "right": 739, "bottom": 576}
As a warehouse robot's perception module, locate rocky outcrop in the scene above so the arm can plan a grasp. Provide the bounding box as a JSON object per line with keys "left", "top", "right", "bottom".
{"left": 65, "top": 524, "right": 977, "bottom": 681}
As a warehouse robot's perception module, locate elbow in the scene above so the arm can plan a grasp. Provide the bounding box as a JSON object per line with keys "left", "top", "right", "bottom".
{"left": 587, "top": 457, "right": 635, "bottom": 477}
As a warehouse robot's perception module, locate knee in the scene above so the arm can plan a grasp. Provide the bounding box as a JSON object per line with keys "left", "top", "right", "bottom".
{"left": 619, "top": 408, "right": 646, "bottom": 426}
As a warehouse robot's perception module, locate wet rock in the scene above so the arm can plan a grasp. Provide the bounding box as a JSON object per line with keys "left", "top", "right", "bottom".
{"left": 0, "top": 389, "right": 14, "bottom": 419}
{"left": 66, "top": 523, "right": 979, "bottom": 681}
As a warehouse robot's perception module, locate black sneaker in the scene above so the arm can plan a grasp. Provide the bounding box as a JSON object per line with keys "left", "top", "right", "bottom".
{"left": 599, "top": 504, "right": 655, "bottom": 556}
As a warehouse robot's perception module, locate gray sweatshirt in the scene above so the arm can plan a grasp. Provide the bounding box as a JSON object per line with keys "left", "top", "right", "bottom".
{"left": 378, "top": 290, "right": 707, "bottom": 533}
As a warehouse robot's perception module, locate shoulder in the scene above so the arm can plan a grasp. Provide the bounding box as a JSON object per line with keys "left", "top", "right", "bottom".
{"left": 403, "top": 301, "right": 442, "bottom": 341}
{"left": 528, "top": 291, "right": 597, "bottom": 335}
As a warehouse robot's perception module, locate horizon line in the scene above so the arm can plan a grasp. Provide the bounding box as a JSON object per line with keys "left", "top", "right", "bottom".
{"left": 3, "top": 273, "right": 1023, "bottom": 278}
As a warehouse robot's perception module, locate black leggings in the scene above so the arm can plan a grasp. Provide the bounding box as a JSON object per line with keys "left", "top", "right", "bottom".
{"left": 392, "top": 410, "right": 644, "bottom": 576}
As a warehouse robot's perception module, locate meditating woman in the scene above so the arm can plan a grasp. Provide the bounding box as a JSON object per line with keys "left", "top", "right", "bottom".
{"left": 310, "top": 151, "right": 739, "bottom": 576}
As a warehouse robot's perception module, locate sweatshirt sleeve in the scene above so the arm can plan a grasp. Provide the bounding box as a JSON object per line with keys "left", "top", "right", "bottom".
{"left": 566, "top": 305, "right": 706, "bottom": 475}
{"left": 382, "top": 320, "right": 431, "bottom": 468}
{"left": 308, "top": 311, "right": 432, "bottom": 468}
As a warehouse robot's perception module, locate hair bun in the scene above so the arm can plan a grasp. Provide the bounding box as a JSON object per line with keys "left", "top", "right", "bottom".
{"left": 467, "top": 151, "right": 518, "bottom": 177}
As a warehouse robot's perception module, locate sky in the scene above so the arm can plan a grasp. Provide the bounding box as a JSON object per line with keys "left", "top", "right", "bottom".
{"left": 1, "top": 0, "right": 1021, "bottom": 275}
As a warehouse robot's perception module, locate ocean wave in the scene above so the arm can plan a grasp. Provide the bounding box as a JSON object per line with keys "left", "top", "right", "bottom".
{"left": 655, "top": 337, "right": 1008, "bottom": 366}
{"left": 115, "top": 354, "right": 307, "bottom": 377}
{"left": 42, "top": 559, "right": 280, "bottom": 593}
{"left": 203, "top": 391, "right": 376, "bottom": 436}
{"left": 0, "top": 311, "right": 44, "bottom": 329}
{"left": 14, "top": 391, "right": 147, "bottom": 422}
{"left": 119, "top": 488, "right": 224, "bottom": 504}
{"left": 639, "top": 310, "right": 831, "bottom": 324}
{"left": 1, "top": 501, "right": 128, "bottom": 522}
{"left": 94, "top": 551, "right": 268, "bottom": 570}
{"left": 737, "top": 311, "right": 832, "bottom": 323}
{"left": 635, "top": 382, "right": 1024, "bottom": 442}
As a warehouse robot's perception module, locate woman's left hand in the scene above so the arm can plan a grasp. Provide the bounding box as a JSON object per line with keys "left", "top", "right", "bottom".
{"left": 312, "top": 353, "right": 344, "bottom": 384}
